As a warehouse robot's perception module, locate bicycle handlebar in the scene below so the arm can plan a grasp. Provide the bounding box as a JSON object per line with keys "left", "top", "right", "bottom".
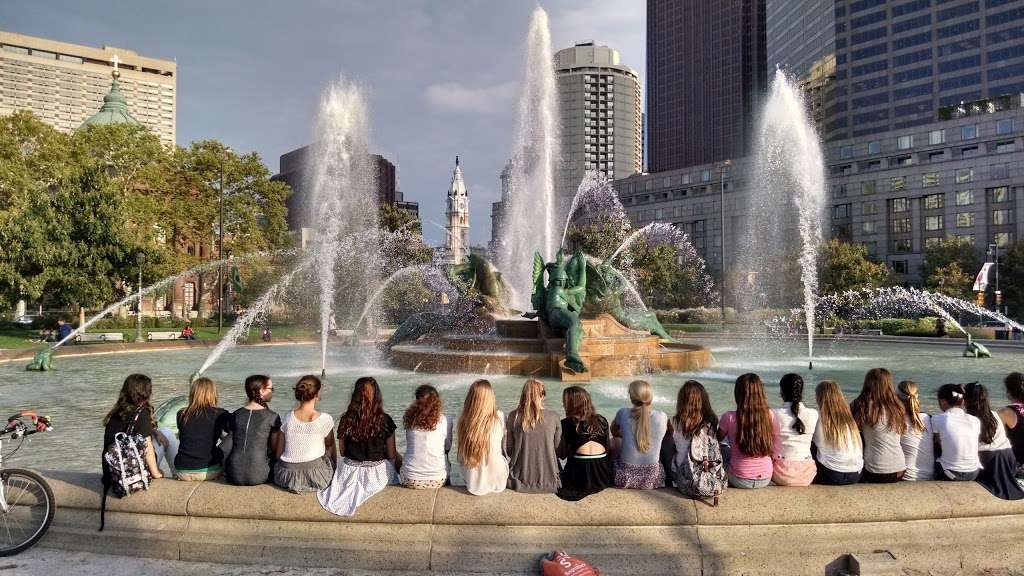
{"left": 2, "top": 412, "right": 53, "bottom": 438}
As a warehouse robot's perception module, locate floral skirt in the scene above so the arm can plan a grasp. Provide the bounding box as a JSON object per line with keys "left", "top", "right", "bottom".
{"left": 613, "top": 459, "right": 665, "bottom": 490}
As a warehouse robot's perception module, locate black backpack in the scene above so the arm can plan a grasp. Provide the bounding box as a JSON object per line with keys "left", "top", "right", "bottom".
{"left": 100, "top": 409, "right": 152, "bottom": 530}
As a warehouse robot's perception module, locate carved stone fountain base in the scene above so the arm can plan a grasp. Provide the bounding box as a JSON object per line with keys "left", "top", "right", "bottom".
{"left": 388, "top": 313, "right": 712, "bottom": 382}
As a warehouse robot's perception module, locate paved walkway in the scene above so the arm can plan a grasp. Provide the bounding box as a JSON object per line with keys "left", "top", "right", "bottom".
{"left": 5, "top": 549, "right": 529, "bottom": 576}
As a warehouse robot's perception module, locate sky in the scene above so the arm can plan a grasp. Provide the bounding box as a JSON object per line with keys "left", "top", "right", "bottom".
{"left": 1, "top": 0, "right": 645, "bottom": 247}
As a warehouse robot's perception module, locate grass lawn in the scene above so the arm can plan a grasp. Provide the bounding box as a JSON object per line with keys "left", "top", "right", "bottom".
{"left": 663, "top": 323, "right": 751, "bottom": 333}
{"left": 0, "top": 323, "right": 321, "bottom": 350}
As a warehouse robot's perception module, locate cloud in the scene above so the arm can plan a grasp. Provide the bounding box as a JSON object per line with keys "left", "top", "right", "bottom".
{"left": 424, "top": 81, "right": 518, "bottom": 115}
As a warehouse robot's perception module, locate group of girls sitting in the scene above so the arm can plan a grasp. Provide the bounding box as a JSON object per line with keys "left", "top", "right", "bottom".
{"left": 101, "top": 368, "right": 1024, "bottom": 519}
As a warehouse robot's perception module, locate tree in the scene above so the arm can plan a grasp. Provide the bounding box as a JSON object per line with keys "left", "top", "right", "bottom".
{"left": 379, "top": 202, "right": 420, "bottom": 234}
{"left": 921, "top": 238, "right": 980, "bottom": 299}
{"left": 819, "top": 240, "right": 890, "bottom": 294}
{"left": 999, "top": 242, "right": 1024, "bottom": 319}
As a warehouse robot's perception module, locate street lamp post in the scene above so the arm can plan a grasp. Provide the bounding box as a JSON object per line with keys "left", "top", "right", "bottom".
{"left": 135, "top": 253, "right": 146, "bottom": 343}
{"left": 720, "top": 160, "right": 731, "bottom": 328}
{"left": 988, "top": 243, "right": 1001, "bottom": 313}
{"left": 217, "top": 147, "right": 231, "bottom": 334}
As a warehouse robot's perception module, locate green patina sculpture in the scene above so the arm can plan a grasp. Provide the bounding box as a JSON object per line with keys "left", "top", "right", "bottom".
{"left": 963, "top": 335, "right": 992, "bottom": 358}
{"left": 447, "top": 253, "right": 510, "bottom": 317}
{"left": 584, "top": 260, "right": 676, "bottom": 342}
{"left": 25, "top": 348, "right": 53, "bottom": 372}
{"left": 530, "top": 250, "right": 588, "bottom": 373}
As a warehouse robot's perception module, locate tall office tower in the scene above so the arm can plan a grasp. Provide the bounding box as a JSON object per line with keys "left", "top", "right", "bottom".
{"left": 766, "top": 0, "right": 836, "bottom": 78}
{"left": 554, "top": 41, "right": 642, "bottom": 195}
{"left": 827, "top": 0, "right": 1024, "bottom": 141}
{"left": 646, "top": 0, "right": 768, "bottom": 171}
{"left": 444, "top": 157, "right": 470, "bottom": 264}
{"left": 0, "top": 30, "right": 176, "bottom": 145}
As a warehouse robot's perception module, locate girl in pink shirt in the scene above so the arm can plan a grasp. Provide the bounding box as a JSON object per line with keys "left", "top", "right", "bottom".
{"left": 717, "top": 373, "right": 778, "bottom": 489}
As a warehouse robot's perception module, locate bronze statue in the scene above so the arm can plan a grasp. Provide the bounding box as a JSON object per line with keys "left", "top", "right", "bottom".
{"left": 25, "top": 348, "right": 53, "bottom": 371}
{"left": 528, "top": 250, "right": 588, "bottom": 373}
{"left": 584, "top": 260, "right": 676, "bottom": 341}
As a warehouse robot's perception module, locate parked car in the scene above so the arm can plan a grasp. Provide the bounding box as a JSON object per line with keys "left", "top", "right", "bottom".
{"left": 12, "top": 315, "right": 42, "bottom": 326}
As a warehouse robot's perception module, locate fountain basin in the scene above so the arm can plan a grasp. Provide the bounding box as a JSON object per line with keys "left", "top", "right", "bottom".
{"left": 388, "top": 314, "right": 712, "bottom": 381}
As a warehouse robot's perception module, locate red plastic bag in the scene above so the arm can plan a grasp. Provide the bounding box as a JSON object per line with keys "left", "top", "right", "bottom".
{"left": 541, "top": 550, "right": 601, "bottom": 576}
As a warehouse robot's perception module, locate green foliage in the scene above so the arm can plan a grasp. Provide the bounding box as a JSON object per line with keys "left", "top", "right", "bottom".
{"left": 921, "top": 238, "right": 980, "bottom": 299}
{"left": 1001, "top": 242, "right": 1024, "bottom": 319}
{"left": 566, "top": 215, "right": 628, "bottom": 259}
{"left": 819, "top": 240, "right": 891, "bottom": 294}
{"left": 852, "top": 317, "right": 937, "bottom": 337}
{"left": 0, "top": 110, "right": 293, "bottom": 312}
{"left": 379, "top": 202, "right": 421, "bottom": 234}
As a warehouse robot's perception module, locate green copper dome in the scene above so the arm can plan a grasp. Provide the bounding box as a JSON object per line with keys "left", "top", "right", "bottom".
{"left": 80, "top": 71, "right": 140, "bottom": 128}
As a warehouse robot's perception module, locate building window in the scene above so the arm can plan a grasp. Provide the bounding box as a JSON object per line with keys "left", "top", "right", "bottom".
{"left": 996, "top": 141, "right": 1016, "bottom": 153}
{"left": 991, "top": 186, "right": 1012, "bottom": 203}
{"left": 891, "top": 176, "right": 906, "bottom": 191}
{"left": 892, "top": 218, "right": 912, "bottom": 233}
{"left": 961, "top": 124, "right": 978, "bottom": 140}
{"left": 897, "top": 135, "right": 913, "bottom": 150}
{"left": 923, "top": 173, "right": 940, "bottom": 187}
{"left": 862, "top": 201, "right": 879, "bottom": 215}
{"left": 862, "top": 221, "right": 878, "bottom": 235}
{"left": 956, "top": 168, "right": 973, "bottom": 183}
{"left": 865, "top": 160, "right": 882, "bottom": 171}
{"left": 956, "top": 190, "right": 975, "bottom": 205}
{"left": 868, "top": 140, "right": 882, "bottom": 154}
{"left": 928, "top": 151, "right": 945, "bottom": 162}
{"left": 892, "top": 239, "right": 912, "bottom": 253}
{"left": 955, "top": 234, "right": 975, "bottom": 246}
{"left": 956, "top": 212, "right": 975, "bottom": 227}
{"left": 840, "top": 145, "right": 853, "bottom": 159}
{"left": 862, "top": 180, "right": 876, "bottom": 194}
{"left": 891, "top": 197, "right": 909, "bottom": 213}
{"left": 995, "top": 232, "right": 1013, "bottom": 247}
{"left": 993, "top": 209, "right": 1013, "bottom": 225}
{"left": 701, "top": 170, "right": 711, "bottom": 182}
{"left": 833, "top": 204, "right": 852, "bottom": 219}
{"left": 992, "top": 164, "right": 1010, "bottom": 179}
{"left": 891, "top": 259, "right": 909, "bottom": 274}
{"left": 833, "top": 183, "right": 848, "bottom": 197}
{"left": 925, "top": 215, "right": 944, "bottom": 231}
{"left": 997, "top": 118, "right": 1015, "bottom": 135}
{"left": 892, "top": 155, "right": 913, "bottom": 167}
{"left": 924, "top": 193, "right": 944, "bottom": 209}
{"left": 929, "top": 129, "right": 946, "bottom": 145}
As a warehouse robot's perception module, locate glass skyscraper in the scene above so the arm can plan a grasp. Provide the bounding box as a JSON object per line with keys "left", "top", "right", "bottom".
{"left": 827, "top": 0, "right": 1024, "bottom": 142}
{"left": 767, "top": 0, "right": 836, "bottom": 78}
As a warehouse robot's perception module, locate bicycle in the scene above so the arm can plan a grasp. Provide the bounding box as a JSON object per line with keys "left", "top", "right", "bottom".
{"left": 0, "top": 411, "right": 54, "bottom": 556}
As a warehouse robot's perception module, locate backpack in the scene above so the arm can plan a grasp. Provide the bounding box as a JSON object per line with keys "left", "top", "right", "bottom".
{"left": 675, "top": 423, "right": 727, "bottom": 505}
{"left": 99, "top": 409, "right": 152, "bottom": 530}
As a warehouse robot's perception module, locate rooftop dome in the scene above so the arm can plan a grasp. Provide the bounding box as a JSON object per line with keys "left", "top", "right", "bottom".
{"left": 80, "top": 70, "right": 140, "bottom": 128}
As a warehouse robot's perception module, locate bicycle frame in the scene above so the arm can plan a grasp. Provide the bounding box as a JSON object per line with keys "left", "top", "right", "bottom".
{"left": 0, "top": 436, "right": 7, "bottom": 514}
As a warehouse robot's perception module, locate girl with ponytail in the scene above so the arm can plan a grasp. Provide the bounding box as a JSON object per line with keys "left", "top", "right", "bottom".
{"left": 896, "top": 380, "right": 934, "bottom": 481}
{"left": 225, "top": 375, "right": 282, "bottom": 486}
{"left": 717, "top": 373, "right": 777, "bottom": 489}
{"left": 932, "top": 383, "right": 981, "bottom": 481}
{"left": 506, "top": 379, "right": 562, "bottom": 493}
{"left": 400, "top": 385, "right": 453, "bottom": 490}
{"left": 770, "top": 373, "right": 819, "bottom": 486}
{"left": 611, "top": 380, "right": 668, "bottom": 489}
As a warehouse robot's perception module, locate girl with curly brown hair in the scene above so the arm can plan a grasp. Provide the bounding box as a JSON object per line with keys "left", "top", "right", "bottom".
{"left": 319, "top": 376, "right": 400, "bottom": 515}
{"left": 400, "top": 384, "right": 453, "bottom": 489}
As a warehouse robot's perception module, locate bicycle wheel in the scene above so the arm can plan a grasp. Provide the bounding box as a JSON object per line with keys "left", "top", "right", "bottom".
{"left": 0, "top": 469, "right": 55, "bottom": 556}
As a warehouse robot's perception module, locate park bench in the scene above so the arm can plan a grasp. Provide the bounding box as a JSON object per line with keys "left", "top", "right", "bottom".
{"left": 75, "top": 332, "right": 125, "bottom": 343}
{"left": 147, "top": 331, "right": 180, "bottom": 341}
{"left": 845, "top": 328, "right": 883, "bottom": 336}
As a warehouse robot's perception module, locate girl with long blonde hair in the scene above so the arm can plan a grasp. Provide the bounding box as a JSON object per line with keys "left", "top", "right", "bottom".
{"left": 610, "top": 380, "right": 668, "bottom": 489}
{"left": 457, "top": 380, "right": 509, "bottom": 495}
{"left": 851, "top": 368, "right": 907, "bottom": 482}
{"left": 896, "top": 380, "right": 934, "bottom": 481}
{"left": 716, "top": 373, "right": 775, "bottom": 489}
{"left": 506, "top": 379, "right": 562, "bottom": 493}
{"left": 174, "top": 377, "right": 229, "bottom": 482}
{"left": 812, "top": 380, "right": 863, "bottom": 485}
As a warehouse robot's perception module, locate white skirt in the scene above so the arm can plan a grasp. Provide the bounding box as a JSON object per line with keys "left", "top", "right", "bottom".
{"left": 317, "top": 458, "right": 397, "bottom": 517}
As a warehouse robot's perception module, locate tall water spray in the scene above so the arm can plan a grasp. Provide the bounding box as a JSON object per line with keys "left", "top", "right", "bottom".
{"left": 308, "top": 77, "right": 379, "bottom": 374}
{"left": 744, "top": 69, "right": 827, "bottom": 366}
{"left": 497, "top": 6, "right": 562, "bottom": 309}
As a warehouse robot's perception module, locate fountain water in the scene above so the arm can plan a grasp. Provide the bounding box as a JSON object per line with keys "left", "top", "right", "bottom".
{"left": 195, "top": 258, "right": 314, "bottom": 376}
{"left": 350, "top": 264, "right": 457, "bottom": 341}
{"left": 559, "top": 171, "right": 627, "bottom": 248}
{"left": 743, "top": 69, "right": 827, "bottom": 368}
{"left": 497, "top": 6, "right": 562, "bottom": 309}
{"left": 307, "top": 77, "right": 379, "bottom": 373}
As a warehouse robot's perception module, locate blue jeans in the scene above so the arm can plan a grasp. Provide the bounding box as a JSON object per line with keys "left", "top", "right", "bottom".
{"left": 935, "top": 461, "right": 979, "bottom": 481}
{"left": 728, "top": 473, "right": 771, "bottom": 489}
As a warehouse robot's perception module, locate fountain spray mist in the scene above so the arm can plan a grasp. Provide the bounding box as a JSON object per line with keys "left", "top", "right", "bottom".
{"left": 745, "top": 69, "right": 826, "bottom": 366}
{"left": 308, "top": 77, "right": 379, "bottom": 374}
{"left": 498, "top": 6, "right": 562, "bottom": 309}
